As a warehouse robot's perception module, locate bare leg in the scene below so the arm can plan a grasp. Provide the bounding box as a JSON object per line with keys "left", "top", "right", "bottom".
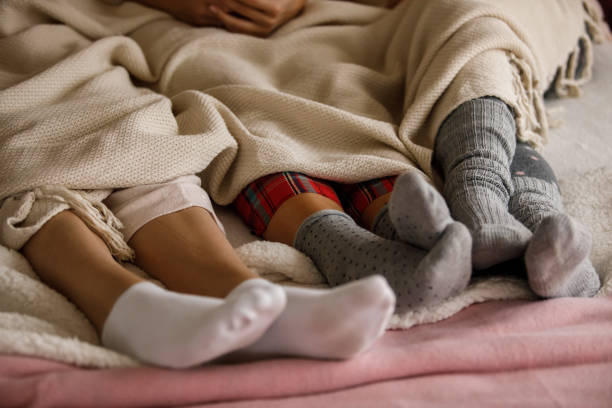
{"left": 123, "top": 202, "right": 396, "bottom": 361}
{"left": 360, "top": 192, "right": 391, "bottom": 231}
{"left": 232, "top": 185, "right": 398, "bottom": 359}
{"left": 21, "top": 207, "right": 264, "bottom": 330}
{"left": 22, "top": 209, "right": 286, "bottom": 368}
{"left": 262, "top": 192, "right": 470, "bottom": 312}
{"left": 234, "top": 172, "right": 471, "bottom": 312}
{"left": 128, "top": 206, "right": 260, "bottom": 298}
{"left": 22, "top": 210, "right": 142, "bottom": 333}
{"left": 263, "top": 192, "right": 343, "bottom": 246}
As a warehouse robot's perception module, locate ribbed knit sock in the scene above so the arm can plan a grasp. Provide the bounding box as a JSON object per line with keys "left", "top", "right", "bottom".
{"left": 508, "top": 143, "right": 600, "bottom": 297}
{"left": 435, "top": 97, "right": 532, "bottom": 269}
{"left": 237, "top": 275, "right": 395, "bottom": 360}
{"left": 101, "top": 279, "right": 286, "bottom": 368}
{"left": 374, "top": 171, "right": 454, "bottom": 250}
{"left": 294, "top": 210, "right": 471, "bottom": 312}
{"left": 509, "top": 142, "right": 564, "bottom": 231}
{"left": 510, "top": 176, "right": 563, "bottom": 230}
{"left": 526, "top": 214, "right": 601, "bottom": 298}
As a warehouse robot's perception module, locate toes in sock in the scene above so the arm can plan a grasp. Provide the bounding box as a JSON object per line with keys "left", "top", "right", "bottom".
{"left": 101, "top": 279, "right": 286, "bottom": 368}
{"left": 526, "top": 214, "right": 601, "bottom": 298}
{"left": 377, "top": 171, "right": 453, "bottom": 250}
{"left": 294, "top": 210, "right": 472, "bottom": 312}
{"left": 238, "top": 275, "right": 395, "bottom": 360}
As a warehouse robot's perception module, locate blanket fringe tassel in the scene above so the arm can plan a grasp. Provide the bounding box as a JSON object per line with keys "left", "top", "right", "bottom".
{"left": 553, "top": 0, "right": 610, "bottom": 98}
{"left": 33, "top": 186, "right": 134, "bottom": 262}
{"left": 511, "top": 0, "right": 608, "bottom": 148}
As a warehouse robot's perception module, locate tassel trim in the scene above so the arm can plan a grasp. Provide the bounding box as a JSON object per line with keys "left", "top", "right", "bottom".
{"left": 33, "top": 186, "right": 134, "bottom": 262}
{"left": 509, "top": 0, "right": 608, "bottom": 148}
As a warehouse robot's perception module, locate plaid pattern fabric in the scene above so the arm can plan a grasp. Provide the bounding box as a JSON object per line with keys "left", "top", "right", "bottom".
{"left": 234, "top": 172, "right": 341, "bottom": 236}
{"left": 337, "top": 176, "right": 397, "bottom": 221}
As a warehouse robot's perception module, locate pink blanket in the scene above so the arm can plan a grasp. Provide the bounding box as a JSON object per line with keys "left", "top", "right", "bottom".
{"left": 2, "top": 297, "right": 612, "bottom": 407}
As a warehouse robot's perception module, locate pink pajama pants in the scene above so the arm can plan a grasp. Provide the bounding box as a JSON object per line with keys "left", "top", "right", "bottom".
{"left": 104, "top": 175, "right": 224, "bottom": 242}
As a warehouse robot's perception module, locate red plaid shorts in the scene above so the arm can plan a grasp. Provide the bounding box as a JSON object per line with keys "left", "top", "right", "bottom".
{"left": 234, "top": 172, "right": 396, "bottom": 236}
{"left": 337, "top": 176, "right": 397, "bottom": 221}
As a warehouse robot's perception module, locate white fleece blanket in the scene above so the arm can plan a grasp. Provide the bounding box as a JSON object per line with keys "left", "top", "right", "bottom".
{"left": 0, "top": 1, "right": 611, "bottom": 367}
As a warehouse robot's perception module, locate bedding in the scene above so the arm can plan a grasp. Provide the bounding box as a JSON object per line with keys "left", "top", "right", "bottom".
{"left": 0, "top": 0, "right": 606, "bottom": 252}
{"left": 0, "top": 0, "right": 612, "bottom": 405}
{"left": 2, "top": 298, "right": 612, "bottom": 407}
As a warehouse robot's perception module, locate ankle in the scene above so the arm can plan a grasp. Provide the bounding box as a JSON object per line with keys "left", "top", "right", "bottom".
{"left": 361, "top": 193, "right": 391, "bottom": 230}
{"left": 263, "top": 193, "right": 343, "bottom": 246}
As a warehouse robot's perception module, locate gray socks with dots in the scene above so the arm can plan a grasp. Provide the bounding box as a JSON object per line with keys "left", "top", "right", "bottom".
{"left": 294, "top": 209, "right": 471, "bottom": 312}
{"left": 435, "top": 97, "right": 532, "bottom": 269}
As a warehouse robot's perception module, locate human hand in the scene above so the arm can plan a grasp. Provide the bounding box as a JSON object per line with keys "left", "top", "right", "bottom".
{"left": 386, "top": 0, "right": 403, "bottom": 8}
{"left": 208, "top": 0, "right": 307, "bottom": 37}
{"left": 134, "top": 0, "right": 229, "bottom": 27}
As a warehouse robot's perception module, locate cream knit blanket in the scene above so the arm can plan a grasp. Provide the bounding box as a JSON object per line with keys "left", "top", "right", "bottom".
{"left": 0, "top": 0, "right": 609, "bottom": 367}
{"left": 0, "top": 0, "right": 606, "bottom": 241}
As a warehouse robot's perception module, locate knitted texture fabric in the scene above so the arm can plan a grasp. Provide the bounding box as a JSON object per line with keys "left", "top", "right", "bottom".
{"left": 0, "top": 0, "right": 607, "bottom": 252}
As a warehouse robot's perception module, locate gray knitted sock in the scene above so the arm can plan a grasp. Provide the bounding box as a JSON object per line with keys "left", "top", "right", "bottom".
{"left": 526, "top": 214, "right": 601, "bottom": 298}
{"left": 510, "top": 176, "right": 563, "bottom": 231}
{"left": 435, "top": 97, "right": 532, "bottom": 269}
{"left": 294, "top": 210, "right": 472, "bottom": 312}
{"left": 509, "top": 142, "right": 564, "bottom": 231}
{"left": 509, "top": 144, "right": 600, "bottom": 297}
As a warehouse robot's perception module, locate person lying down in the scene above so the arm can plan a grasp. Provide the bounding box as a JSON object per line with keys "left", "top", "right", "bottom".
{"left": 0, "top": 0, "right": 605, "bottom": 368}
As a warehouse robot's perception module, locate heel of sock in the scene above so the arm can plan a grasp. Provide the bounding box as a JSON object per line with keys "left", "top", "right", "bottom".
{"left": 526, "top": 214, "right": 600, "bottom": 298}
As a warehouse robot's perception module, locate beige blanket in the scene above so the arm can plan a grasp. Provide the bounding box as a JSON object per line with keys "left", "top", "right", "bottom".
{"left": 0, "top": 0, "right": 610, "bottom": 367}
{"left": 0, "top": 0, "right": 606, "bottom": 249}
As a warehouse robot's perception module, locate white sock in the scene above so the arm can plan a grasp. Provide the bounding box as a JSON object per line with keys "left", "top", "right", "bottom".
{"left": 101, "top": 279, "right": 286, "bottom": 368}
{"left": 235, "top": 275, "right": 395, "bottom": 360}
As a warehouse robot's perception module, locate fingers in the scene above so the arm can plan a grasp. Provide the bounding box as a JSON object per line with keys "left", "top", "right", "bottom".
{"left": 209, "top": 5, "right": 270, "bottom": 36}
{"left": 209, "top": 3, "right": 277, "bottom": 37}
{"left": 221, "top": 0, "right": 276, "bottom": 27}
{"left": 209, "top": 0, "right": 305, "bottom": 37}
{"left": 157, "top": 0, "right": 225, "bottom": 27}
{"left": 231, "top": 0, "right": 280, "bottom": 15}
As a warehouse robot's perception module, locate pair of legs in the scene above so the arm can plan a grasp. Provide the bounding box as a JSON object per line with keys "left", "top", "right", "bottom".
{"left": 234, "top": 97, "right": 601, "bottom": 303}
{"left": 420, "top": 96, "right": 600, "bottom": 297}
{"left": 234, "top": 172, "right": 473, "bottom": 312}
{"left": 19, "top": 176, "right": 395, "bottom": 368}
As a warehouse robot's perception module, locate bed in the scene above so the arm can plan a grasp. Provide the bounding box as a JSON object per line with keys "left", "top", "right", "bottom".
{"left": 1, "top": 1, "right": 612, "bottom": 407}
